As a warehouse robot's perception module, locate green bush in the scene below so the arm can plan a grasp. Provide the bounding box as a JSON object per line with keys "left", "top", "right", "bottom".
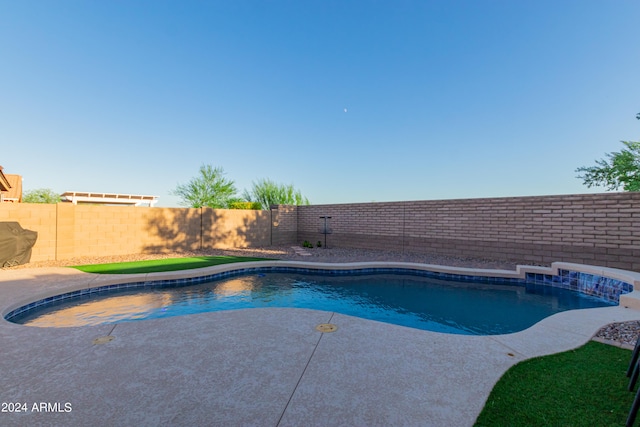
{"left": 228, "top": 201, "right": 262, "bottom": 210}
{"left": 23, "top": 188, "right": 61, "bottom": 204}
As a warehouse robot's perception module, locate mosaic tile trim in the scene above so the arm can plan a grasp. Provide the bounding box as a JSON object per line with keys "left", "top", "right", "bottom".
{"left": 4, "top": 266, "right": 631, "bottom": 322}
{"left": 524, "top": 270, "right": 633, "bottom": 303}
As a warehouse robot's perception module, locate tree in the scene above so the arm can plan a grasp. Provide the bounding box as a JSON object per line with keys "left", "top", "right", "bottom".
{"left": 242, "top": 179, "right": 310, "bottom": 210}
{"left": 228, "top": 200, "right": 262, "bottom": 210}
{"left": 576, "top": 141, "right": 640, "bottom": 191}
{"left": 172, "top": 164, "right": 238, "bottom": 208}
{"left": 22, "top": 188, "right": 61, "bottom": 203}
{"left": 576, "top": 115, "right": 640, "bottom": 191}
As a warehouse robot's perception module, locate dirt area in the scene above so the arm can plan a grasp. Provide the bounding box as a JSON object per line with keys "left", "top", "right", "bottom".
{"left": 4, "top": 245, "right": 524, "bottom": 270}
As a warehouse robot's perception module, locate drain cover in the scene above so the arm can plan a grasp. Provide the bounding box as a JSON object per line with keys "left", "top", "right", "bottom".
{"left": 92, "top": 336, "right": 115, "bottom": 345}
{"left": 316, "top": 323, "right": 338, "bottom": 333}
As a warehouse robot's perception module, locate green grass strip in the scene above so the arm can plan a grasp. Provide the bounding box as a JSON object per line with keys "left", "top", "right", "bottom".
{"left": 70, "top": 256, "right": 273, "bottom": 274}
{"left": 475, "top": 341, "right": 635, "bottom": 427}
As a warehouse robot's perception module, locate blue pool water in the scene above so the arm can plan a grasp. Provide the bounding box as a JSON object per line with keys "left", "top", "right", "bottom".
{"left": 10, "top": 271, "right": 615, "bottom": 334}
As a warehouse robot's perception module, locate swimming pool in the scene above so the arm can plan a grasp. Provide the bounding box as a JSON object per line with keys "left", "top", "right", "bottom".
{"left": 8, "top": 269, "right": 614, "bottom": 335}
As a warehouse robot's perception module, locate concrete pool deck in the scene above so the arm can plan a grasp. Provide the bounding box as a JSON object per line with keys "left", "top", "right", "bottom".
{"left": 2, "top": 262, "right": 640, "bottom": 426}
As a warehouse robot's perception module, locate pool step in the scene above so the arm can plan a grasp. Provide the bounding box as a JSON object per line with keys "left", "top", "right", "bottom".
{"left": 291, "top": 246, "right": 312, "bottom": 256}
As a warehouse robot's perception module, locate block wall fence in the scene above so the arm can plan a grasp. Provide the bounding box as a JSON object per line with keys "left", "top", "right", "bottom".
{"left": 1, "top": 192, "right": 639, "bottom": 271}
{"left": 0, "top": 204, "right": 279, "bottom": 262}
{"left": 294, "top": 193, "right": 640, "bottom": 272}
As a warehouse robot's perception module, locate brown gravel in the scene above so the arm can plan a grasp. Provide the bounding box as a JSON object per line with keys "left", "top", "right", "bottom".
{"left": 594, "top": 321, "right": 640, "bottom": 348}
{"left": 4, "top": 245, "right": 639, "bottom": 347}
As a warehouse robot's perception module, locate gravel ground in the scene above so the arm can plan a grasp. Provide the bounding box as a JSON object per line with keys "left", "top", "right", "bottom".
{"left": 594, "top": 321, "right": 640, "bottom": 349}
{"left": 3, "top": 245, "right": 524, "bottom": 270}
{"left": 3, "top": 245, "right": 639, "bottom": 347}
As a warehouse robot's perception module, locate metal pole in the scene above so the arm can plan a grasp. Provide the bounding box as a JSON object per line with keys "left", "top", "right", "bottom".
{"left": 320, "top": 216, "right": 331, "bottom": 249}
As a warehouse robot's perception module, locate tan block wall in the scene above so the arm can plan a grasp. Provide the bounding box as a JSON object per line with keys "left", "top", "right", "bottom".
{"left": 0, "top": 203, "right": 57, "bottom": 261}
{"left": 141, "top": 207, "right": 203, "bottom": 253}
{"left": 203, "top": 208, "right": 272, "bottom": 248}
{"left": 56, "top": 203, "right": 76, "bottom": 260}
{"left": 0, "top": 204, "right": 275, "bottom": 262}
{"left": 271, "top": 205, "right": 298, "bottom": 246}
{"left": 297, "top": 193, "right": 640, "bottom": 271}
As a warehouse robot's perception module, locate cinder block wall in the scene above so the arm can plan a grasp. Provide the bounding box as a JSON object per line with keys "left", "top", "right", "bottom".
{"left": 0, "top": 204, "right": 276, "bottom": 262}
{"left": 297, "top": 193, "right": 640, "bottom": 271}
{"left": 0, "top": 203, "right": 57, "bottom": 261}
{"left": 3, "top": 193, "right": 639, "bottom": 271}
{"left": 204, "top": 208, "right": 272, "bottom": 248}
{"left": 271, "top": 205, "right": 297, "bottom": 246}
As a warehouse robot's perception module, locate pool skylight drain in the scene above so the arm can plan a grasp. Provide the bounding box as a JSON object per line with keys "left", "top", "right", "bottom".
{"left": 92, "top": 336, "right": 115, "bottom": 345}
{"left": 316, "top": 323, "right": 338, "bottom": 333}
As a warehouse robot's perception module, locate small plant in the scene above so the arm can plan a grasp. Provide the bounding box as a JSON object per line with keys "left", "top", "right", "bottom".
{"left": 317, "top": 241, "right": 322, "bottom": 248}
{"left": 302, "top": 240, "right": 313, "bottom": 248}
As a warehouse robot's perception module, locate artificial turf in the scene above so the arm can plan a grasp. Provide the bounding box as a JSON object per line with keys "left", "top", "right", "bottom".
{"left": 474, "top": 341, "right": 635, "bottom": 427}
{"left": 70, "top": 255, "right": 273, "bottom": 274}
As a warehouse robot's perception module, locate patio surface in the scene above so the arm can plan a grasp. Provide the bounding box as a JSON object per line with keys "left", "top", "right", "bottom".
{"left": 2, "top": 262, "right": 640, "bottom": 427}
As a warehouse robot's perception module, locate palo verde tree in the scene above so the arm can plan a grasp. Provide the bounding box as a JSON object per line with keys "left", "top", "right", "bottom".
{"left": 576, "top": 114, "right": 640, "bottom": 191}
{"left": 242, "top": 178, "right": 310, "bottom": 210}
{"left": 22, "top": 188, "right": 61, "bottom": 203}
{"left": 172, "top": 164, "right": 238, "bottom": 208}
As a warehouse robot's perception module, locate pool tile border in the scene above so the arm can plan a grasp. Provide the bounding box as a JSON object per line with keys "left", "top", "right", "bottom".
{"left": 5, "top": 261, "right": 640, "bottom": 323}
{"left": 525, "top": 270, "right": 634, "bottom": 303}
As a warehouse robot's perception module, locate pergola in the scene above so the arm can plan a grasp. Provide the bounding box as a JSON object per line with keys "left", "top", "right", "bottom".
{"left": 60, "top": 191, "right": 158, "bottom": 207}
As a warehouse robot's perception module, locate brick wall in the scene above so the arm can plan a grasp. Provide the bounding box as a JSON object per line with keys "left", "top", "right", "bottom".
{"left": 297, "top": 193, "right": 640, "bottom": 271}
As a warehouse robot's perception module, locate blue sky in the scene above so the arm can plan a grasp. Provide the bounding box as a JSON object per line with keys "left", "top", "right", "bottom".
{"left": 2, "top": 1, "right": 639, "bottom": 207}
